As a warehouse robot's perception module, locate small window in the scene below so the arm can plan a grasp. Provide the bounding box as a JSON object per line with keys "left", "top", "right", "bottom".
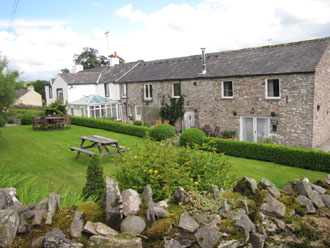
{"left": 122, "top": 84, "right": 127, "bottom": 98}
{"left": 81, "top": 108, "right": 84, "bottom": 117}
{"left": 49, "top": 85, "right": 53, "bottom": 98}
{"left": 56, "top": 88, "right": 63, "bottom": 102}
{"left": 222, "top": 81, "right": 233, "bottom": 98}
{"left": 128, "top": 104, "right": 133, "bottom": 116}
{"left": 104, "top": 83, "right": 110, "bottom": 97}
{"left": 144, "top": 84, "right": 152, "bottom": 100}
{"left": 266, "top": 79, "right": 280, "bottom": 99}
{"left": 172, "top": 82, "right": 181, "bottom": 98}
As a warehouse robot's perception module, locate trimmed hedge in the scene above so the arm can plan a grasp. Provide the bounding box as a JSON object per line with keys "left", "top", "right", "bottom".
{"left": 71, "top": 116, "right": 151, "bottom": 137}
{"left": 10, "top": 109, "right": 44, "bottom": 125}
{"left": 180, "top": 128, "right": 206, "bottom": 146}
{"left": 150, "top": 124, "right": 175, "bottom": 141}
{"left": 205, "top": 137, "right": 330, "bottom": 173}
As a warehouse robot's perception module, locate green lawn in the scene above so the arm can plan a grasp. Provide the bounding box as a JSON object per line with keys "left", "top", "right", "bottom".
{"left": 0, "top": 125, "right": 327, "bottom": 194}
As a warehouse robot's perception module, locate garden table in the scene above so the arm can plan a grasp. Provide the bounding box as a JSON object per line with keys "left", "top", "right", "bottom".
{"left": 45, "top": 116, "right": 64, "bottom": 129}
{"left": 70, "top": 135, "right": 130, "bottom": 159}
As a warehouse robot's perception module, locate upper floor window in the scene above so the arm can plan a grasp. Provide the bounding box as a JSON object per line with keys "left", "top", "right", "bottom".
{"left": 222, "top": 81, "right": 233, "bottom": 98}
{"left": 172, "top": 82, "right": 181, "bottom": 98}
{"left": 266, "top": 79, "right": 280, "bottom": 99}
{"left": 122, "top": 84, "right": 127, "bottom": 98}
{"left": 49, "top": 85, "right": 53, "bottom": 98}
{"left": 144, "top": 84, "right": 152, "bottom": 100}
{"left": 57, "top": 88, "right": 63, "bottom": 102}
{"left": 104, "top": 83, "right": 110, "bottom": 97}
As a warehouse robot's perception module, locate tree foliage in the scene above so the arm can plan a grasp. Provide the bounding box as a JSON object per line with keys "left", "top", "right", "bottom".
{"left": 30, "top": 80, "right": 48, "bottom": 101}
{"left": 44, "top": 99, "right": 67, "bottom": 116}
{"left": 0, "top": 54, "right": 20, "bottom": 116}
{"left": 61, "top": 68, "right": 70, "bottom": 73}
{"left": 160, "top": 95, "right": 184, "bottom": 125}
{"left": 74, "top": 47, "right": 109, "bottom": 70}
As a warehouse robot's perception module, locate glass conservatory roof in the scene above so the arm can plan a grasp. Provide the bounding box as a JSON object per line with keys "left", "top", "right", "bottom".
{"left": 70, "top": 95, "right": 118, "bottom": 105}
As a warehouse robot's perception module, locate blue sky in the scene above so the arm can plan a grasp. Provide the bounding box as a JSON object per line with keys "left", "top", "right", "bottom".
{"left": 1, "top": 0, "right": 330, "bottom": 80}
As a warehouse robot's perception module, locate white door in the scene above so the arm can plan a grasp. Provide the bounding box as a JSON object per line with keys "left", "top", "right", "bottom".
{"left": 184, "top": 111, "right": 195, "bottom": 129}
{"left": 241, "top": 117, "right": 269, "bottom": 142}
{"left": 135, "top": 105, "right": 142, "bottom": 121}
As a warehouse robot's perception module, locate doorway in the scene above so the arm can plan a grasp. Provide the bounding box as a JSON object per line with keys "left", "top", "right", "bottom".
{"left": 135, "top": 105, "right": 142, "bottom": 121}
{"left": 184, "top": 111, "right": 195, "bottom": 129}
{"left": 241, "top": 117, "right": 269, "bottom": 142}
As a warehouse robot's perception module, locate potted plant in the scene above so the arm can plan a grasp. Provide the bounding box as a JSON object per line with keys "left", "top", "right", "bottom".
{"left": 221, "top": 130, "right": 237, "bottom": 139}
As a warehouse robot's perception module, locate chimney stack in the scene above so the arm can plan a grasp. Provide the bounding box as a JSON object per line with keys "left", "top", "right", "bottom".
{"left": 200, "top": 48, "right": 207, "bottom": 74}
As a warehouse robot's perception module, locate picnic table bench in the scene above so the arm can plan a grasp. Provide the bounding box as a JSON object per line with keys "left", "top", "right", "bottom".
{"left": 70, "top": 135, "right": 130, "bottom": 159}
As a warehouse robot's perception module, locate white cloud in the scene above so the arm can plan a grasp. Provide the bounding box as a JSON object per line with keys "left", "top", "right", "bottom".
{"left": 92, "top": 2, "right": 107, "bottom": 10}
{"left": 1, "top": 0, "right": 330, "bottom": 80}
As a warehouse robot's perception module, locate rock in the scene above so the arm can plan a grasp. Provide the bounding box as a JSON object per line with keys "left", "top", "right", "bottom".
{"left": 17, "top": 214, "right": 29, "bottom": 234}
{"left": 120, "top": 215, "right": 146, "bottom": 234}
{"left": 296, "top": 195, "right": 316, "bottom": 213}
{"left": 31, "top": 236, "right": 43, "bottom": 248}
{"left": 178, "top": 238, "right": 197, "bottom": 247}
{"left": 141, "top": 184, "right": 153, "bottom": 204}
{"left": 122, "top": 189, "right": 141, "bottom": 217}
{"left": 22, "top": 209, "right": 35, "bottom": 220}
{"left": 297, "top": 181, "right": 325, "bottom": 208}
{"left": 155, "top": 199, "right": 169, "bottom": 208}
{"left": 0, "top": 188, "right": 22, "bottom": 210}
{"left": 283, "top": 179, "right": 299, "bottom": 192}
{"left": 36, "top": 198, "right": 48, "bottom": 211}
{"left": 105, "top": 177, "right": 123, "bottom": 230}
{"left": 44, "top": 228, "right": 82, "bottom": 248}
{"left": 234, "top": 177, "right": 258, "bottom": 195}
{"left": 217, "top": 240, "right": 242, "bottom": 248}
{"left": 83, "top": 221, "right": 97, "bottom": 235}
{"left": 321, "top": 194, "right": 330, "bottom": 209}
{"left": 311, "top": 183, "right": 326, "bottom": 194}
{"left": 94, "top": 222, "right": 118, "bottom": 236}
{"left": 209, "top": 214, "right": 221, "bottom": 227}
{"left": 325, "top": 175, "right": 330, "bottom": 185}
{"left": 208, "top": 184, "right": 220, "bottom": 199}
{"left": 257, "top": 212, "right": 265, "bottom": 222}
{"left": 256, "top": 225, "right": 267, "bottom": 237}
{"left": 232, "top": 208, "right": 246, "bottom": 220}
{"left": 45, "top": 192, "right": 62, "bottom": 225}
{"left": 218, "top": 199, "right": 232, "bottom": 218}
{"left": 164, "top": 239, "right": 182, "bottom": 248}
{"left": 178, "top": 213, "right": 199, "bottom": 233}
{"left": 235, "top": 214, "right": 255, "bottom": 234}
{"left": 240, "top": 199, "right": 249, "bottom": 214}
{"left": 273, "top": 218, "right": 286, "bottom": 231}
{"left": 249, "top": 233, "right": 265, "bottom": 248}
{"left": 0, "top": 209, "right": 19, "bottom": 248}
{"left": 194, "top": 225, "right": 220, "bottom": 248}
{"left": 263, "top": 219, "right": 277, "bottom": 234}
{"left": 174, "top": 186, "right": 189, "bottom": 204}
{"left": 70, "top": 211, "right": 84, "bottom": 238}
{"left": 258, "top": 178, "right": 281, "bottom": 198}
{"left": 33, "top": 210, "right": 47, "bottom": 226}
{"left": 260, "top": 195, "right": 286, "bottom": 218}
{"left": 89, "top": 235, "right": 143, "bottom": 248}
{"left": 147, "top": 204, "right": 169, "bottom": 222}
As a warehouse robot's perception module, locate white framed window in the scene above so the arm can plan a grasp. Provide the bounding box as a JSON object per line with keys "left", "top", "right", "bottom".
{"left": 49, "top": 85, "right": 53, "bottom": 98}
{"left": 222, "top": 81, "right": 233, "bottom": 99}
{"left": 122, "top": 84, "right": 127, "bottom": 98}
{"left": 172, "top": 82, "right": 181, "bottom": 98}
{"left": 266, "top": 79, "right": 280, "bottom": 99}
{"left": 104, "top": 83, "right": 110, "bottom": 97}
{"left": 56, "top": 88, "right": 63, "bottom": 102}
{"left": 144, "top": 84, "right": 153, "bottom": 100}
{"left": 128, "top": 104, "right": 133, "bottom": 116}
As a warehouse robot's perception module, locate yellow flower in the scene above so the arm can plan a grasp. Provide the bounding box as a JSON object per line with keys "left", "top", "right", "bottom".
{"left": 190, "top": 178, "right": 193, "bottom": 182}
{"left": 134, "top": 156, "right": 138, "bottom": 159}
{"left": 162, "top": 187, "right": 166, "bottom": 191}
{"left": 194, "top": 181, "right": 199, "bottom": 185}
{"left": 179, "top": 202, "right": 182, "bottom": 206}
{"left": 149, "top": 169, "right": 153, "bottom": 173}
{"left": 154, "top": 170, "right": 158, "bottom": 174}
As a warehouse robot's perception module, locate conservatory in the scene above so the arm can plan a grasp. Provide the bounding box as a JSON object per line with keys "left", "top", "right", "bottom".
{"left": 68, "top": 95, "right": 122, "bottom": 121}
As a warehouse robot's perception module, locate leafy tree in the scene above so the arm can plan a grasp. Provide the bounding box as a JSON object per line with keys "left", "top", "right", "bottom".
{"left": 74, "top": 47, "right": 109, "bottom": 70}
{"left": 44, "top": 99, "right": 67, "bottom": 116}
{"left": 160, "top": 95, "right": 185, "bottom": 125}
{"left": 0, "top": 54, "right": 20, "bottom": 117}
{"left": 61, "top": 68, "right": 70, "bottom": 73}
{"left": 82, "top": 154, "right": 105, "bottom": 201}
{"left": 31, "top": 80, "right": 48, "bottom": 101}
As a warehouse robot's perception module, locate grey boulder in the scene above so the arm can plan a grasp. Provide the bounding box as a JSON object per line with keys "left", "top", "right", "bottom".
{"left": 89, "top": 235, "right": 143, "bottom": 248}
{"left": 258, "top": 178, "right": 281, "bottom": 198}
{"left": 321, "top": 194, "right": 330, "bottom": 209}
{"left": 105, "top": 177, "right": 123, "bottom": 229}
{"left": 0, "top": 209, "right": 19, "bottom": 248}
{"left": 70, "top": 211, "right": 84, "bottom": 238}
{"left": 296, "top": 195, "right": 316, "bottom": 213}
{"left": 120, "top": 215, "right": 146, "bottom": 234}
{"left": 234, "top": 177, "right": 258, "bottom": 195}
{"left": 260, "top": 195, "right": 286, "bottom": 218}
{"left": 0, "top": 188, "right": 22, "bottom": 210}
{"left": 178, "top": 213, "right": 199, "bottom": 233}
{"left": 122, "top": 189, "right": 141, "bottom": 217}
{"left": 235, "top": 214, "right": 256, "bottom": 234}
{"left": 194, "top": 225, "right": 220, "bottom": 248}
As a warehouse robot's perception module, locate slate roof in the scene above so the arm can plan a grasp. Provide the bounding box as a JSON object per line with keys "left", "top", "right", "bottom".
{"left": 70, "top": 95, "right": 118, "bottom": 105}
{"left": 16, "top": 89, "right": 27, "bottom": 98}
{"left": 116, "top": 37, "right": 330, "bottom": 83}
{"left": 99, "top": 62, "right": 139, "bottom": 84}
{"left": 59, "top": 72, "right": 101, "bottom": 85}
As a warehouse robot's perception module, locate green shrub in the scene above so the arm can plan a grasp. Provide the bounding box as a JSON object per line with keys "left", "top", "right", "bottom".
{"left": 150, "top": 124, "right": 175, "bottom": 141}
{"left": 6, "top": 116, "right": 15, "bottom": 124}
{"left": 82, "top": 154, "right": 105, "bottom": 201}
{"left": 180, "top": 128, "right": 206, "bottom": 146}
{"left": 45, "top": 99, "right": 67, "bottom": 116}
{"left": 10, "top": 109, "right": 44, "bottom": 125}
{"left": 71, "top": 116, "right": 151, "bottom": 138}
{"left": 20, "top": 112, "right": 33, "bottom": 125}
{"left": 116, "top": 137, "right": 237, "bottom": 201}
{"left": 221, "top": 130, "right": 237, "bottom": 138}
{"left": 206, "top": 137, "right": 330, "bottom": 172}
{"left": 0, "top": 117, "right": 5, "bottom": 127}
{"left": 133, "top": 121, "right": 142, "bottom": 126}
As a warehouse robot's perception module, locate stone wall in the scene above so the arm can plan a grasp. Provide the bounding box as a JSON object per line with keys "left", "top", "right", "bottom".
{"left": 313, "top": 44, "right": 330, "bottom": 148}
{"left": 121, "top": 73, "right": 316, "bottom": 148}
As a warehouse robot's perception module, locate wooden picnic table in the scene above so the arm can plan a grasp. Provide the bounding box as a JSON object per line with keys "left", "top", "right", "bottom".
{"left": 70, "top": 135, "right": 130, "bottom": 159}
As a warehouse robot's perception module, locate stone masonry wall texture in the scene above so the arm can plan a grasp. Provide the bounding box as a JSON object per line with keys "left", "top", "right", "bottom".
{"left": 313, "top": 44, "right": 330, "bottom": 148}
{"left": 121, "top": 72, "right": 316, "bottom": 148}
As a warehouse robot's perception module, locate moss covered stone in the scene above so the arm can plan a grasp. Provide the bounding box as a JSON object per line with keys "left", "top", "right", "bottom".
{"left": 145, "top": 218, "right": 172, "bottom": 240}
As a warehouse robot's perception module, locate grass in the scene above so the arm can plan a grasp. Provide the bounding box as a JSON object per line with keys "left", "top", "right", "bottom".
{"left": 0, "top": 125, "right": 327, "bottom": 198}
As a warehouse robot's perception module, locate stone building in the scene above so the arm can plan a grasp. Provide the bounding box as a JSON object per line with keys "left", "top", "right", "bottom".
{"left": 115, "top": 37, "right": 330, "bottom": 149}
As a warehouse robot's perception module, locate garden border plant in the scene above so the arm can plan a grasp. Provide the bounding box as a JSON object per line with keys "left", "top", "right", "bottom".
{"left": 205, "top": 137, "right": 330, "bottom": 173}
